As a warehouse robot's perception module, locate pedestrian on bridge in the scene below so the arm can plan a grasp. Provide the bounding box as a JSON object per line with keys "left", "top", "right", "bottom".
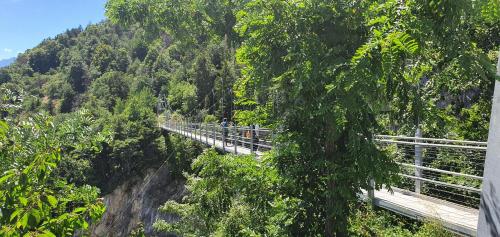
{"left": 251, "top": 124, "right": 259, "bottom": 152}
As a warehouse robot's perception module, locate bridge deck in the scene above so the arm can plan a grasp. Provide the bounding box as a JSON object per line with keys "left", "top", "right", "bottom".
{"left": 366, "top": 189, "right": 478, "bottom": 236}
{"left": 161, "top": 125, "right": 479, "bottom": 236}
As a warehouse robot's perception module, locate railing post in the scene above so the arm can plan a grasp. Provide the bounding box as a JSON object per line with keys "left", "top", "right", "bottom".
{"left": 368, "top": 178, "right": 375, "bottom": 203}
{"left": 415, "top": 127, "right": 423, "bottom": 194}
{"left": 478, "top": 51, "right": 500, "bottom": 235}
{"left": 222, "top": 123, "right": 226, "bottom": 152}
{"left": 234, "top": 124, "right": 237, "bottom": 154}
{"left": 250, "top": 125, "right": 254, "bottom": 154}
{"left": 212, "top": 123, "right": 216, "bottom": 147}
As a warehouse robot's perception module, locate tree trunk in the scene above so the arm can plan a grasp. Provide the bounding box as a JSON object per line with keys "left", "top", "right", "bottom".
{"left": 324, "top": 130, "right": 348, "bottom": 237}
{"left": 324, "top": 135, "right": 336, "bottom": 237}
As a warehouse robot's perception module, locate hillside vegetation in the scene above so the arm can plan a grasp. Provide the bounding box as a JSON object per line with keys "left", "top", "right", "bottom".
{"left": 0, "top": 0, "right": 499, "bottom": 236}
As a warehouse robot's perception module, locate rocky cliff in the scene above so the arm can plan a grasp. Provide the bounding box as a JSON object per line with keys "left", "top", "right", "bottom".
{"left": 92, "top": 164, "right": 186, "bottom": 236}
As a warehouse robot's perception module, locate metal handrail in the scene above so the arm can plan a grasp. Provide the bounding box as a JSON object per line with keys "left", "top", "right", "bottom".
{"left": 375, "top": 135, "right": 488, "bottom": 146}
{"left": 162, "top": 119, "right": 486, "bottom": 207}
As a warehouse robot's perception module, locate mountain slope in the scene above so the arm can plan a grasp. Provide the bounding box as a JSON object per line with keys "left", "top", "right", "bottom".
{"left": 0, "top": 57, "right": 15, "bottom": 68}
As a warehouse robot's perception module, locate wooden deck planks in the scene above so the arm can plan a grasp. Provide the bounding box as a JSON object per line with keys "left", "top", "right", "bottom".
{"left": 369, "top": 188, "right": 478, "bottom": 236}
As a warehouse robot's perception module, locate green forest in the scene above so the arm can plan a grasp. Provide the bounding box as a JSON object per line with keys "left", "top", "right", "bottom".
{"left": 0, "top": 0, "right": 499, "bottom": 236}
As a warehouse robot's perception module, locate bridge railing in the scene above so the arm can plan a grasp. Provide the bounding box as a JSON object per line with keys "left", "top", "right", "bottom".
{"left": 162, "top": 118, "right": 485, "bottom": 208}
{"left": 375, "top": 135, "right": 485, "bottom": 208}
{"left": 164, "top": 119, "right": 273, "bottom": 154}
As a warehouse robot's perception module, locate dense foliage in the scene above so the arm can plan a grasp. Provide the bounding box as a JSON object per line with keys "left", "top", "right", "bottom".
{"left": 104, "top": 0, "right": 498, "bottom": 236}
{"left": 154, "top": 150, "right": 294, "bottom": 236}
{"left": 0, "top": 0, "right": 498, "bottom": 236}
{"left": 0, "top": 117, "right": 105, "bottom": 236}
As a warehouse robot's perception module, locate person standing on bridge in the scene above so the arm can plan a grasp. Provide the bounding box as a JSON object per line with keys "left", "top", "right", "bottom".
{"left": 221, "top": 117, "right": 229, "bottom": 146}
{"left": 251, "top": 124, "right": 259, "bottom": 151}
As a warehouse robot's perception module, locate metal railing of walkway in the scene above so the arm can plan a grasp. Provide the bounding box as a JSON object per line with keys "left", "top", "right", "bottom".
{"left": 160, "top": 118, "right": 484, "bottom": 236}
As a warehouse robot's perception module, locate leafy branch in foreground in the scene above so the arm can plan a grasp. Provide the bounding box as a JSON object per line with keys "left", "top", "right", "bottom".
{"left": 0, "top": 118, "right": 105, "bottom": 236}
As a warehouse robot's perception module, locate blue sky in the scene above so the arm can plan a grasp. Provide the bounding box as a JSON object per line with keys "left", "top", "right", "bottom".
{"left": 0, "top": 0, "right": 107, "bottom": 60}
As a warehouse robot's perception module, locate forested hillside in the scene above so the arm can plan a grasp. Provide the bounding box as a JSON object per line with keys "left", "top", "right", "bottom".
{"left": 0, "top": 0, "right": 499, "bottom": 236}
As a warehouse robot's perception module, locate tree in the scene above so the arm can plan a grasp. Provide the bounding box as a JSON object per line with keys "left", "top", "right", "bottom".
{"left": 91, "top": 44, "right": 115, "bottom": 74}
{"left": 0, "top": 116, "right": 105, "bottom": 236}
{"left": 154, "top": 150, "right": 296, "bottom": 236}
{"left": 28, "top": 40, "right": 62, "bottom": 74}
{"left": 67, "top": 59, "right": 88, "bottom": 93}
{"left": 235, "top": 1, "right": 398, "bottom": 236}
{"left": 88, "top": 71, "right": 130, "bottom": 110}
{"left": 168, "top": 79, "right": 198, "bottom": 115}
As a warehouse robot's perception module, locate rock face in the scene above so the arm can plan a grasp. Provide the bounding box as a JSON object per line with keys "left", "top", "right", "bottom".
{"left": 91, "top": 164, "right": 186, "bottom": 237}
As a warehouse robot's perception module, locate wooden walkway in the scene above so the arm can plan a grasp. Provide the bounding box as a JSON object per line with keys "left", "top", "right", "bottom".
{"left": 364, "top": 189, "right": 478, "bottom": 236}
{"left": 161, "top": 124, "right": 479, "bottom": 236}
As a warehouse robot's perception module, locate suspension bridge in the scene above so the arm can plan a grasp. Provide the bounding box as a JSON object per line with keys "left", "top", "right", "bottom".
{"left": 156, "top": 113, "right": 486, "bottom": 236}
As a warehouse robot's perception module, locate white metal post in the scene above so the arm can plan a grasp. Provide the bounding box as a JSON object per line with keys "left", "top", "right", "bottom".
{"left": 478, "top": 51, "right": 500, "bottom": 235}
{"left": 250, "top": 126, "right": 254, "bottom": 154}
{"left": 234, "top": 125, "right": 237, "bottom": 154}
{"left": 222, "top": 123, "right": 226, "bottom": 151}
{"left": 213, "top": 123, "right": 216, "bottom": 147}
{"left": 415, "top": 127, "right": 423, "bottom": 194}
{"left": 368, "top": 179, "right": 375, "bottom": 202}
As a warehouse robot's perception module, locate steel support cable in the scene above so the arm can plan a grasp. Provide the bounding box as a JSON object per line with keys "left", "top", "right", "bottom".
{"left": 399, "top": 174, "right": 482, "bottom": 193}
{"left": 375, "top": 139, "right": 488, "bottom": 150}
{"left": 375, "top": 135, "right": 488, "bottom": 146}
{"left": 392, "top": 166, "right": 483, "bottom": 177}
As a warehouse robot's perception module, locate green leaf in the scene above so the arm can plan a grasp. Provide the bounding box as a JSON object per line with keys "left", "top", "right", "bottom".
{"left": 45, "top": 195, "right": 58, "bottom": 207}
{"left": 19, "top": 197, "right": 28, "bottom": 206}
{"left": 73, "top": 207, "right": 87, "bottom": 214}
{"left": 18, "top": 213, "right": 29, "bottom": 229}
{"left": 10, "top": 209, "right": 20, "bottom": 222}
{"left": 39, "top": 230, "right": 57, "bottom": 237}
{"left": 0, "top": 172, "right": 15, "bottom": 184}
